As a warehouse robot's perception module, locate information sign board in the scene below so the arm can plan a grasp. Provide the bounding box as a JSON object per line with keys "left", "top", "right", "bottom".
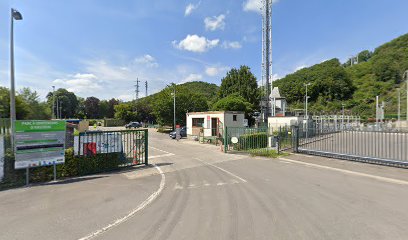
{"left": 14, "top": 120, "right": 66, "bottom": 169}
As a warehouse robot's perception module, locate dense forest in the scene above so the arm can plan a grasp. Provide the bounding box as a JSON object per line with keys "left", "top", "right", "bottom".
{"left": 274, "top": 33, "right": 408, "bottom": 119}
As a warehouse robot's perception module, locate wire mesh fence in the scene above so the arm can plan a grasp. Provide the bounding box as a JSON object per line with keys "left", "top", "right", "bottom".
{"left": 75, "top": 129, "right": 148, "bottom": 166}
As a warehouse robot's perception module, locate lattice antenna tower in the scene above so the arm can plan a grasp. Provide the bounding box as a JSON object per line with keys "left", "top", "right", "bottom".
{"left": 262, "top": 0, "right": 273, "bottom": 121}
{"left": 135, "top": 78, "right": 140, "bottom": 102}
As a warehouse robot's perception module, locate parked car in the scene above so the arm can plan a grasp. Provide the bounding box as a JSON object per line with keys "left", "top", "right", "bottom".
{"left": 125, "top": 122, "right": 142, "bottom": 129}
{"left": 169, "top": 127, "right": 187, "bottom": 139}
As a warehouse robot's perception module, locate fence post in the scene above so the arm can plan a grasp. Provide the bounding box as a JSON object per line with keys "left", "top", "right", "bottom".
{"left": 144, "top": 129, "right": 148, "bottom": 165}
{"left": 224, "top": 126, "right": 227, "bottom": 153}
{"left": 277, "top": 126, "right": 281, "bottom": 154}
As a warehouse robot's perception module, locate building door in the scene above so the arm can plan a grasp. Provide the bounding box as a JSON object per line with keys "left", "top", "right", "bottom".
{"left": 211, "top": 118, "right": 218, "bottom": 136}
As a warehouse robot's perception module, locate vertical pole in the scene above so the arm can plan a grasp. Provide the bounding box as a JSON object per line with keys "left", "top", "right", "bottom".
{"left": 224, "top": 126, "right": 227, "bottom": 153}
{"left": 25, "top": 167, "right": 29, "bottom": 186}
{"left": 53, "top": 162, "right": 56, "bottom": 181}
{"left": 376, "top": 96, "right": 379, "bottom": 130}
{"left": 405, "top": 70, "right": 408, "bottom": 126}
{"left": 10, "top": 10, "right": 16, "bottom": 147}
{"left": 398, "top": 88, "right": 401, "bottom": 129}
{"left": 52, "top": 86, "right": 55, "bottom": 119}
{"left": 145, "top": 129, "right": 148, "bottom": 165}
{"left": 173, "top": 85, "right": 176, "bottom": 131}
{"left": 56, "top": 99, "right": 59, "bottom": 120}
{"left": 342, "top": 104, "right": 344, "bottom": 130}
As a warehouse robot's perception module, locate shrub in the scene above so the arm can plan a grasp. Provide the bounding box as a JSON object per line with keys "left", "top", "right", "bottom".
{"left": 238, "top": 132, "right": 268, "bottom": 150}
{"left": 1, "top": 148, "right": 127, "bottom": 190}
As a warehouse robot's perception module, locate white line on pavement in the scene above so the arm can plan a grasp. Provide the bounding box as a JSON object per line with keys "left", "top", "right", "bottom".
{"left": 149, "top": 153, "right": 175, "bottom": 159}
{"left": 150, "top": 146, "right": 172, "bottom": 154}
{"left": 78, "top": 164, "right": 166, "bottom": 240}
{"left": 195, "top": 158, "right": 248, "bottom": 183}
{"left": 279, "top": 157, "right": 408, "bottom": 186}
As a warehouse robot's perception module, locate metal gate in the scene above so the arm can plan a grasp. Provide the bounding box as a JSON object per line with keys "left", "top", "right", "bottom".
{"left": 75, "top": 129, "right": 148, "bottom": 165}
{"left": 294, "top": 127, "right": 408, "bottom": 168}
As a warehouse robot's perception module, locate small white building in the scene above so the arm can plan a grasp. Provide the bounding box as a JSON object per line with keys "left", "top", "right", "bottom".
{"left": 186, "top": 111, "right": 245, "bottom": 137}
{"left": 271, "top": 87, "right": 287, "bottom": 117}
{"left": 268, "top": 116, "right": 304, "bottom": 129}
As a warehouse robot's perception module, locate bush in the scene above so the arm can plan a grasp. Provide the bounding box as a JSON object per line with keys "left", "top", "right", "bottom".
{"left": 104, "top": 119, "right": 126, "bottom": 127}
{"left": 238, "top": 132, "right": 268, "bottom": 150}
{"left": 1, "top": 148, "right": 127, "bottom": 190}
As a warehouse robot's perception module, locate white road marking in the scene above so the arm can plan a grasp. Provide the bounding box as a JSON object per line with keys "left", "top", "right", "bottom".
{"left": 174, "top": 182, "right": 183, "bottom": 190}
{"left": 150, "top": 146, "right": 172, "bottom": 154}
{"left": 78, "top": 164, "right": 166, "bottom": 240}
{"left": 279, "top": 157, "right": 408, "bottom": 186}
{"left": 279, "top": 161, "right": 293, "bottom": 164}
{"left": 293, "top": 153, "right": 314, "bottom": 158}
{"left": 202, "top": 180, "right": 210, "bottom": 187}
{"left": 216, "top": 182, "right": 227, "bottom": 186}
{"left": 195, "top": 158, "right": 248, "bottom": 183}
{"left": 149, "top": 153, "right": 175, "bottom": 159}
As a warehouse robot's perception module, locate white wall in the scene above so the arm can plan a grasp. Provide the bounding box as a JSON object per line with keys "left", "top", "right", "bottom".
{"left": 268, "top": 116, "right": 303, "bottom": 129}
{"left": 186, "top": 112, "right": 244, "bottom": 137}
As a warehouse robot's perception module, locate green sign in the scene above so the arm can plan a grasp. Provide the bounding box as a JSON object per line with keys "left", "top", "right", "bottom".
{"left": 14, "top": 120, "right": 66, "bottom": 169}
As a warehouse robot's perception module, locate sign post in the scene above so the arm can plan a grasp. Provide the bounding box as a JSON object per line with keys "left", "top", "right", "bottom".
{"left": 14, "top": 120, "right": 66, "bottom": 185}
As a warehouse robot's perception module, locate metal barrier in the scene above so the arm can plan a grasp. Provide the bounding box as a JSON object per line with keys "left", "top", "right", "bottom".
{"left": 296, "top": 127, "right": 408, "bottom": 168}
{"left": 224, "top": 127, "right": 273, "bottom": 154}
{"left": 0, "top": 118, "right": 11, "bottom": 135}
{"left": 75, "top": 129, "right": 148, "bottom": 165}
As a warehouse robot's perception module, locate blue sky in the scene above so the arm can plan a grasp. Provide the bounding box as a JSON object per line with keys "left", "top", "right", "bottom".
{"left": 0, "top": 0, "right": 408, "bottom": 101}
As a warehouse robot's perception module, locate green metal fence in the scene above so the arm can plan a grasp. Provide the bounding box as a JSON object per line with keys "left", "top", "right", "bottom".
{"left": 75, "top": 129, "right": 148, "bottom": 166}
{"left": 223, "top": 126, "right": 296, "bottom": 155}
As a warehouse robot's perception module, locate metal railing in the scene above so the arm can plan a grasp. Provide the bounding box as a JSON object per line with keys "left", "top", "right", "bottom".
{"left": 75, "top": 129, "right": 148, "bottom": 165}
{"left": 296, "top": 127, "right": 408, "bottom": 167}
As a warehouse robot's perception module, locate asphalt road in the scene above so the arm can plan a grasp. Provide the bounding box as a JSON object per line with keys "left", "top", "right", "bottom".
{"left": 1, "top": 128, "right": 408, "bottom": 240}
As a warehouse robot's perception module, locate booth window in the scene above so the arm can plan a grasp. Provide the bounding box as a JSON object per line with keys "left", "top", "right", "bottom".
{"left": 233, "top": 115, "right": 237, "bottom": 121}
{"left": 192, "top": 118, "right": 204, "bottom": 127}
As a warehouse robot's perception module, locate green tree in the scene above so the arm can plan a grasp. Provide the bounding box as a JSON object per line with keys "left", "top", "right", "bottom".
{"left": 152, "top": 84, "right": 209, "bottom": 126}
{"left": 84, "top": 97, "right": 100, "bottom": 119}
{"left": 114, "top": 103, "right": 136, "bottom": 122}
{"left": 218, "top": 66, "right": 259, "bottom": 107}
{"left": 212, "top": 94, "right": 253, "bottom": 112}
{"left": 46, "top": 88, "right": 78, "bottom": 118}
{"left": 107, "top": 98, "right": 120, "bottom": 118}
{"left": 0, "top": 87, "right": 29, "bottom": 119}
{"left": 18, "top": 87, "right": 50, "bottom": 120}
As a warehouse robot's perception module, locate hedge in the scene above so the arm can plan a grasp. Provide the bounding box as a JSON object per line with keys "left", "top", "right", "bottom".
{"left": 238, "top": 132, "right": 268, "bottom": 150}
{"left": 1, "top": 148, "right": 127, "bottom": 190}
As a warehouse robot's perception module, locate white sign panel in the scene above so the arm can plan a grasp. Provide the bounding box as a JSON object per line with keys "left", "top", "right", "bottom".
{"left": 74, "top": 132, "right": 123, "bottom": 156}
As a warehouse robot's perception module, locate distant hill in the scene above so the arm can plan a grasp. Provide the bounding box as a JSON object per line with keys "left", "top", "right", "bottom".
{"left": 274, "top": 33, "right": 408, "bottom": 119}
{"left": 139, "top": 81, "right": 219, "bottom": 104}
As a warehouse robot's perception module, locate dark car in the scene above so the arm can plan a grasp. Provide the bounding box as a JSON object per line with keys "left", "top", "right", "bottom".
{"left": 169, "top": 127, "right": 187, "bottom": 139}
{"left": 125, "top": 122, "right": 142, "bottom": 129}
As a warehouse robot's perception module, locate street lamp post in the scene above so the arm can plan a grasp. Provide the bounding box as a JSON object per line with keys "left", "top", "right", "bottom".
{"left": 171, "top": 85, "right": 176, "bottom": 131}
{"left": 52, "top": 86, "right": 55, "bottom": 119}
{"left": 304, "top": 83, "right": 311, "bottom": 138}
{"left": 9, "top": 8, "right": 23, "bottom": 145}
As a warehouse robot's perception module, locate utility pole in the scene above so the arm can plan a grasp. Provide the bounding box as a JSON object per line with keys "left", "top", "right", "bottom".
{"left": 10, "top": 8, "right": 23, "bottom": 144}
{"left": 304, "top": 83, "right": 311, "bottom": 120}
{"left": 52, "top": 86, "right": 55, "bottom": 119}
{"left": 134, "top": 78, "right": 140, "bottom": 113}
{"left": 405, "top": 70, "right": 408, "bottom": 125}
{"left": 56, "top": 99, "right": 59, "bottom": 120}
{"left": 262, "top": 0, "right": 273, "bottom": 122}
{"left": 376, "top": 96, "right": 379, "bottom": 130}
{"left": 145, "top": 81, "right": 148, "bottom": 97}
{"left": 342, "top": 103, "right": 345, "bottom": 130}
{"left": 398, "top": 88, "right": 401, "bottom": 128}
{"left": 171, "top": 84, "right": 176, "bottom": 131}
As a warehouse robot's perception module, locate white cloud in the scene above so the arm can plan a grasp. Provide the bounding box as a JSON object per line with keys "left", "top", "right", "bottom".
{"left": 118, "top": 94, "right": 134, "bottom": 102}
{"left": 205, "top": 66, "right": 230, "bottom": 77}
{"left": 222, "top": 41, "right": 242, "bottom": 49}
{"left": 243, "top": 0, "right": 279, "bottom": 13}
{"left": 53, "top": 73, "right": 103, "bottom": 94}
{"left": 134, "top": 54, "right": 159, "bottom": 68}
{"left": 181, "top": 73, "right": 203, "bottom": 83}
{"left": 204, "top": 14, "right": 226, "bottom": 31}
{"left": 185, "top": 2, "right": 200, "bottom": 16}
{"left": 173, "top": 35, "right": 220, "bottom": 53}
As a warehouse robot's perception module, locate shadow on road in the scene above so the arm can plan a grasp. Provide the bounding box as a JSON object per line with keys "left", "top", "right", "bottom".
{"left": 43, "top": 176, "right": 108, "bottom": 186}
